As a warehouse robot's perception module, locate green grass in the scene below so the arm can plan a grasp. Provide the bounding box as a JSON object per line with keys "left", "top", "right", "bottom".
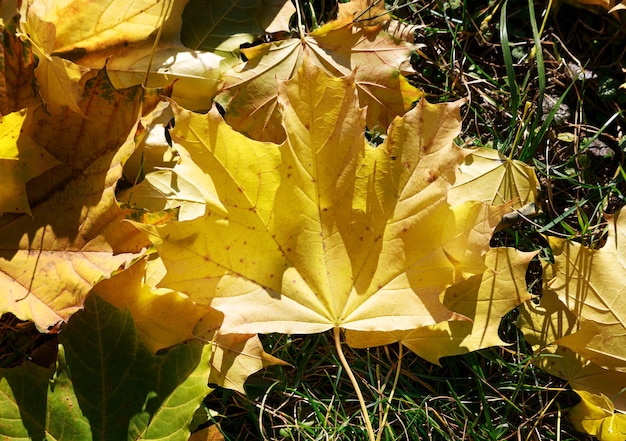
{"left": 203, "top": 329, "right": 594, "bottom": 440}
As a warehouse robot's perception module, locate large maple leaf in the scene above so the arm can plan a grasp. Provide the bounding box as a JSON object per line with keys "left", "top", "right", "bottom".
{"left": 346, "top": 247, "right": 536, "bottom": 363}
{"left": 0, "top": 68, "right": 165, "bottom": 331}
{"left": 138, "top": 59, "right": 506, "bottom": 344}
{"left": 217, "top": 17, "right": 421, "bottom": 143}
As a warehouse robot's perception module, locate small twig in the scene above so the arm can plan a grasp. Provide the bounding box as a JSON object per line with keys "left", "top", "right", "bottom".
{"left": 143, "top": 0, "right": 173, "bottom": 88}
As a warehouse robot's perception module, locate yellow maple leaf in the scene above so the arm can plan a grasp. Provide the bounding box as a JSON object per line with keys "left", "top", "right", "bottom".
{"left": 346, "top": 247, "right": 536, "bottom": 363}
{"left": 137, "top": 59, "right": 508, "bottom": 347}
{"left": 449, "top": 147, "right": 540, "bottom": 209}
{"left": 0, "top": 108, "right": 60, "bottom": 215}
{"left": 538, "top": 208, "right": 626, "bottom": 373}
{"left": 569, "top": 390, "right": 626, "bottom": 441}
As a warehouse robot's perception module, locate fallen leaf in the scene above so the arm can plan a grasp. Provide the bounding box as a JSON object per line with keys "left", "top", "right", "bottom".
{"left": 0, "top": 108, "right": 60, "bottom": 215}
{"left": 0, "top": 68, "right": 164, "bottom": 331}
{"left": 217, "top": 19, "right": 421, "bottom": 142}
{"left": 93, "top": 258, "right": 213, "bottom": 353}
{"left": 569, "top": 390, "right": 626, "bottom": 441}
{"left": 517, "top": 288, "right": 578, "bottom": 350}
{"left": 0, "top": 349, "right": 92, "bottom": 440}
{"left": 64, "top": 0, "right": 224, "bottom": 111}
{"left": 531, "top": 345, "right": 626, "bottom": 412}
{"left": 0, "top": 17, "right": 40, "bottom": 113}
{"left": 120, "top": 170, "right": 207, "bottom": 222}
{"left": 448, "top": 147, "right": 540, "bottom": 209}
{"left": 181, "top": 0, "right": 296, "bottom": 54}
{"left": 338, "top": 0, "right": 391, "bottom": 28}
{"left": 21, "top": 0, "right": 167, "bottom": 56}
{"left": 556, "top": 319, "right": 626, "bottom": 372}
{"left": 137, "top": 59, "right": 504, "bottom": 347}
{"left": 94, "top": 255, "right": 287, "bottom": 391}
{"left": 347, "top": 247, "right": 536, "bottom": 363}
{"left": 61, "top": 293, "right": 213, "bottom": 440}
{"left": 204, "top": 330, "right": 289, "bottom": 393}
{"left": 540, "top": 209, "right": 626, "bottom": 372}
{"left": 19, "top": 10, "right": 89, "bottom": 114}
{"left": 0, "top": 293, "right": 213, "bottom": 441}
{"left": 189, "top": 425, "right": 225, "bottom": 441}
{"left": 337, "top": 0, "right": 424, "bottom": 42}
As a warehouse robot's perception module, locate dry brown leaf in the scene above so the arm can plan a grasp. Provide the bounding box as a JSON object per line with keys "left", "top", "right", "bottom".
{"left": 218, "top": 18, "right": 421, "bottom": 142}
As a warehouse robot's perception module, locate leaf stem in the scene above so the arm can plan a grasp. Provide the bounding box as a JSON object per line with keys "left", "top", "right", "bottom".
{"left": 294, "top": 0, "right": 306, "bottom": 41}
{"left": 333, "top": 327, "right": 375, "bottom": 441}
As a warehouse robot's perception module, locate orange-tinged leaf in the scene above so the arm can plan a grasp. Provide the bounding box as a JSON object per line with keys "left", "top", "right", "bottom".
{"left": 569, "top": 390, "right": 626, "bottom": 441}
{"left": 21, "top": 0, "right": 167, "bottom": 56}
{"left": 62, "top": 0, "right": 224, "bottom": 111}
{"left": 347, "top": 247, "right": 535, "bottom": 362}
{"left": 189, "top": 425, "right": 225, "bottom": 441}
{"left": 0, "top": 108, "right": 60, "bottom": 215}
{"left": 137, "top": 60, "right": 502, "bottom": 342}
{"left": 338, "top": 0, "right": 391, "bottom": 28}
{"left": 218, "top": 21, "right": 421, "bottom": 142}
{"left": 0, "top": 68, "right": 164, "bottom": 331}
{"left": 20, "top": 10, "right": 89, "bottom": 114}
{"left": 0, "top": 17, "right": 40, "bottom": 114}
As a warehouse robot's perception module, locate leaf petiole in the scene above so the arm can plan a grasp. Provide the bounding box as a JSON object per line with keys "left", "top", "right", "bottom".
{"left": 333, "top": 327, "right": 376, "bottom": 441}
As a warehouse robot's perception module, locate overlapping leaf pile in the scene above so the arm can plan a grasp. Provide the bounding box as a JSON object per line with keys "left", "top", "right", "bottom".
{"left": 518, "top": 213, "right": 626, "bottom": 439}
{"left": 0, "top": 0, "right": 624, "bottom": 439}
